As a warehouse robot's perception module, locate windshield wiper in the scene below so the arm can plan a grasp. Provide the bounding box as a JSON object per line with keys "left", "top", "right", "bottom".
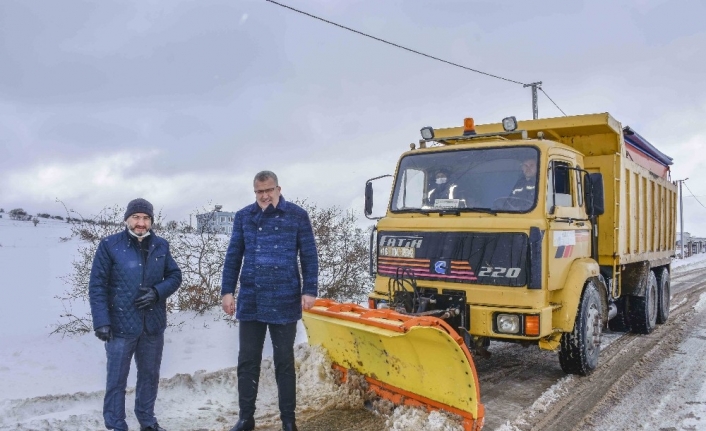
{"left": 394, "top": 208, "right": 430, "bottom": 216}
{"left": 437, "top": 209, "right": 461, "bottom": 216}
{"left": 459, "top": 207, "right": 498, "bottom": 215}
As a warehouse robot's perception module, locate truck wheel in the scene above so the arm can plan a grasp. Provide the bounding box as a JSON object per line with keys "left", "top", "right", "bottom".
{"left": 559, "top": 280, "right": 603, "bottom": 375}
{"left": 629, "top": 270, "right": 658, "bottom": 334}
{"left": 656, "top": 267, "right": 670, "bottom": 324}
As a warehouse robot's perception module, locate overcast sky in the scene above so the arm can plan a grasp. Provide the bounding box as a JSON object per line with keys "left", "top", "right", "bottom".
{"left": 1, "top": 0, "right": 704, "bottom": 235}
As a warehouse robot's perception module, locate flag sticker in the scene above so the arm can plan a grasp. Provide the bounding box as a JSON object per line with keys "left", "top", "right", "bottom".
{"left": 555, "top": 245, "right": 574, "bottom": 258}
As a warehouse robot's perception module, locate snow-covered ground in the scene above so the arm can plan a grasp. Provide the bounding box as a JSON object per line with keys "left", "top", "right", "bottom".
{"left": 0, "top": 218, "right": 459, "bottom": 431}
{"left": 1, "top": 217, "right": 706, "bottom": 430}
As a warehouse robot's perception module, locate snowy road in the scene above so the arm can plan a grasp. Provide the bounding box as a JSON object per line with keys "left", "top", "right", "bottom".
{"left": 262, "top": 262, "right": 706, "bottom": 431}
{"left": 502, "top": 267, "right": 706, "bottom": 431}
{"left": 255, "top": 263, "right": 706, "bottom": 431}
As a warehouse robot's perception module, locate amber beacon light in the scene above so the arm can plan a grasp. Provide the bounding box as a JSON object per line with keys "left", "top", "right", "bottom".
{"left": 463, "top": 117, "right": 476, "bottom": 136}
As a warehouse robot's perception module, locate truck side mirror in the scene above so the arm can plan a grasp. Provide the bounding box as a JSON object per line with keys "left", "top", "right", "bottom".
{"left": 584, "top": 173, "right": 605, "bottom": 216}
{"left": 364, "top": 181, "right": 374, "bottom": 216}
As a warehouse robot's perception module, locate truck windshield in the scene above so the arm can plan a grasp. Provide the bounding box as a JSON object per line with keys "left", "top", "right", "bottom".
{"left": 391, "top": 146, "right": 540, "bottom": 213}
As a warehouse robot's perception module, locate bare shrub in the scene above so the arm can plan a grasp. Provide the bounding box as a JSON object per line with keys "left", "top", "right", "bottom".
{"left": 296, "top": 200, "right": 373, "bottom": 304}
{"left": 52, "top": 205, "right": 125, "bottom": 336}
{"left": 157, "top": 213, "right": 229, "bottom": 315}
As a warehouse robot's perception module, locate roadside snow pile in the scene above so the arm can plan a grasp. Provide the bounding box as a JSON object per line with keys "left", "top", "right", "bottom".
{"left": 695, "top": 292, "right": 706, "bottom": 311}
{"left": 385, "top": 406, "right": 464, "bottom": 431}
{"left": 0, "top": 344, "right": 356, "bottom": 431}
{"left": 672, "top": 252, "right": 706, "bottom": 272}
{"left": 494, "top": 376, "right": 575, "bottom": 431}
{"left": 289, "top": 344, "right": 366, "bottom": 414}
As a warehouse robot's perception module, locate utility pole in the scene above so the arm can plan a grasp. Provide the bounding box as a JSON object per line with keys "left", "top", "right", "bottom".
{"left": 676, "top": 178, "right": 688, "bottom": 259}
{"left": 524, "top": 81, "right": 542, "bottom": 119}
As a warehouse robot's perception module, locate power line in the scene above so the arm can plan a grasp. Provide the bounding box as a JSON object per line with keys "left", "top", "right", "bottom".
{"left": 264, "top": 0, "right": 525, "bottom": 85}
{"left": 539, "top": 87, "right": 567, "bottom": 116}
{"left": 683, "top": 182, "right": 706, "bottom": 209}
{"left": 264, "top": 0, "right": 568, "bottom": 118}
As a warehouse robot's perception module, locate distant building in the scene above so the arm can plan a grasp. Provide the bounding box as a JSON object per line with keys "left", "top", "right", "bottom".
{"left": 676, "top": 232, "right": 706, "bottom": 258}
{"left": 676, "top": 232, "right": 691, "bottom": 258}
{"left": 195, "top": 205, "right": 235, "bottom": 235}
{"left": 691, "top": 237, "right": 706, "bottom": 255}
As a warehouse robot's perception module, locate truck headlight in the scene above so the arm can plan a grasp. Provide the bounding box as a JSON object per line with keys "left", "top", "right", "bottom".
{"left": 502, "top": 116, "right": 518, "bottom": 132}
{"left": 496, "top": 314, "right": 520, "bottom": 334}
{"left": 420, "top": 126, "right": 435, "bottom": 140}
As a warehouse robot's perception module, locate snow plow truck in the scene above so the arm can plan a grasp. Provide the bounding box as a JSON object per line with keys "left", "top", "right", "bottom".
{"left": 303, "top": 112, "right": 677, "bottom": 430}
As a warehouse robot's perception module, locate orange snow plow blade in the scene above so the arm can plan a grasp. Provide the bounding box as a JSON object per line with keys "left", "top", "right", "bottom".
{"left": 303, "top": 299, "right": 484, "bottom": 431}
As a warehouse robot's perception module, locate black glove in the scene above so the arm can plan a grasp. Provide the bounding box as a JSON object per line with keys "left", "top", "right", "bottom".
{"left": 95, "top": 325, "right": 112, "bottom": 342}
{"left": 134, "top": 287, "right": 159, "bottom": 310}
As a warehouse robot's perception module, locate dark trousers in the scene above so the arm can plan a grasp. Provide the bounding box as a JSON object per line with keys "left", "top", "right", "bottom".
{"left": 238, "top": 320, "right": 297, "bottom": 422}
{"left": 103, "top": 332, "right": 164, "bottom": 431}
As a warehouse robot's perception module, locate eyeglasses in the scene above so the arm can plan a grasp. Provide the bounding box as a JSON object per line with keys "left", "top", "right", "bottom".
{"left": 254, "top": 187, "right": 277, "bottom": 196}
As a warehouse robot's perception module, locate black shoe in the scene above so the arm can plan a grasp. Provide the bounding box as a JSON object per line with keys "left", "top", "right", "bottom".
{"left": 229, "top": 417, "right": 255, "bottom": 431}
{"left": 282, "top": 421, "right": 298, "bottom": 431}
{"left": 142, "top": 423, "right": 167, "bottom": 431}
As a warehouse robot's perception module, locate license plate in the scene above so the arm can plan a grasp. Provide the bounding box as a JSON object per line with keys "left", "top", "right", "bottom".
{"left": 379, "top": 246, "right": 415, "bottom": 258}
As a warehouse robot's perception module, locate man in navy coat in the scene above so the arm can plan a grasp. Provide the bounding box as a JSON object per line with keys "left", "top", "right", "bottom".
{"left": 221, "top": 171, "right": 318, "bottom": 431}
{"left": 89, "top": 198, "right": 182, "bottom": 431}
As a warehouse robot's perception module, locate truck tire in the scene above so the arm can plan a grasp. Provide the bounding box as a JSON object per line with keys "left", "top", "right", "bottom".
{"left": 629, "top": 270, "right": 658, "bottom": 334}
{"left": 656, "top": 267, "right": 670, "bottom": 324}
{"left": 559, "top": 280, "right": 603, "bottom": 375}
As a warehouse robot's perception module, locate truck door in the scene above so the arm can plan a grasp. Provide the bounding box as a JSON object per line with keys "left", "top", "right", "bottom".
{"left": 546, "top": 159, "right": 592, "bottom": 290}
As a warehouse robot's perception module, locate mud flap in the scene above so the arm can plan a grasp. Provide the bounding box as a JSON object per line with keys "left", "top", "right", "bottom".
{"left": 303, "top": 299, "right": 485, "bottom": 431}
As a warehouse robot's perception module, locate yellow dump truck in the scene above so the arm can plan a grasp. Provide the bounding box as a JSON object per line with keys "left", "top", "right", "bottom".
{"left": 303, "top": 113, "right": 676, "bottom": 430}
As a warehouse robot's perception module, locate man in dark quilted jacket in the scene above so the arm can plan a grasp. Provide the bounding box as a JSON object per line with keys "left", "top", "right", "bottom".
{"left": 221, "top": 171, "right": 318, "bottom": 431}
{"left": 89, "top": 198, "right": 182, "bottom": 431}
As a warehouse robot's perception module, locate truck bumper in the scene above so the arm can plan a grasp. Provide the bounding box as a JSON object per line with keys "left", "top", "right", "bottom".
{"left": 468, "top": 305, "right": 556, "bottom": 341}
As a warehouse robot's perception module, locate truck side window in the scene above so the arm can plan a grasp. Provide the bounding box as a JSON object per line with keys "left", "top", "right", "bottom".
{"left": 576, "top": 165, "right": 584, "bottom": 207}
{"left": 547, "top": 161, "right": 573, "bottom": 212}
{"left": 394, "top": 168, "right": 425, "bottom": 209}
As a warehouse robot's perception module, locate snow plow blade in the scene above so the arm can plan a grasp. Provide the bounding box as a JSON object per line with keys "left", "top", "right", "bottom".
{"left": 303, "top": 299, "right": 484, "bottom": 431}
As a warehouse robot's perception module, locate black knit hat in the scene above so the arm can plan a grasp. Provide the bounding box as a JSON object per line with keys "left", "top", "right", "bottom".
{"left": 124, "top": 198, "right": 154, "bottom": 221}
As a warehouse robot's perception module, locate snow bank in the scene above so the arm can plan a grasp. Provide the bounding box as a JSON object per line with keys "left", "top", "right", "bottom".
{"left": 0, "top": 344, "right": 355, "bottom": 430}
{"left": 672, "top": 252, "right": 706, "bottom": 271}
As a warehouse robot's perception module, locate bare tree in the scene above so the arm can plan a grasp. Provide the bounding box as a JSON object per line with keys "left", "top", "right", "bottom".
{"left": 158, "top": 213, "right": 229, "bottom": 315}
{"left": 9, "top": 208, "right": 27, "bottom": 220}
{"left": 53, "top": 205, "right": 126, "bottom": 336}
{"left": 296, "top": 200, "right": 373, "bottom": 304}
